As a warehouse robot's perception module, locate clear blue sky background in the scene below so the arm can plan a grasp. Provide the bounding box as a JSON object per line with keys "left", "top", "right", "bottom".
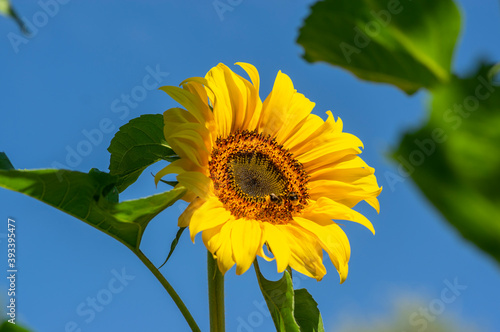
{"left": 1, "top": 1, "right": 499, "bottom": 331}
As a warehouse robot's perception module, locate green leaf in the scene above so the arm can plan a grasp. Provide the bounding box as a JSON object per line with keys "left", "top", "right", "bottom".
{"left": 158, "top": 178, "right": 179, "bottom": 187}
{"left": 159, "top": 227, "right": 186, "bottom": 269}
{"left": 0, "top": 0, "right": 29, "bottom": 34}
{"left": 0, "top": 321, "right": 31, "bottom": 332}
{"left": 0, "top": 152, "right": 14, "bottom": 170}
{"left": 294, "top": 289, "right": 325, "bottom": 332}
{"left": 254, "top": 261, "right": 300, "bottom": 332}
{"left": 297, "top": 0, "right": 461, "bottom": 94}
{"left": 0, "top": 165, "right": 186, "bottom": 251}
{"left": 108, "top": 114, "right": 178, "bottom": 192}
{"left": 394, "top": 65, "right": 500, "bottom": 262}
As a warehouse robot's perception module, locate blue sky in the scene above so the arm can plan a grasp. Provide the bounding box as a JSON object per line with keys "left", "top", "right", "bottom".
{"left": 1, "top": 1, "right": 499, "bottom": 331}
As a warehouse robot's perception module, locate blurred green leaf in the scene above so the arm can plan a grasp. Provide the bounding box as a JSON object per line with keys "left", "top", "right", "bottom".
{"left": 0, "top": 0, "right": 28, "bottom": 34}
{"left": 159, "top": 227, "right": 186, "bottom": 269}
{"left": 0, "top": 163, "right": 186, "bottom": 251}
{"left": 297, "top": 0, "right": 461, "bottom": 94}
{"left": 488, "top": 62, "right": 500, "bottom": 85}
{"left": 254, "top": 262, "right": 300, "bottom": 332}
{"left": 395, "top": 65, "right": 500, "bottom": 262}
{"left": 0, "top": 0, "right": 10, "bottom": 16}
{"left": 108, "top": 114, "right": 178, "bottom": 192}
{"left": 0, "top": 321, "right": 31, "bottom": 332}
{"left": 294, "top": 289, "right": 325, "bottom": 332}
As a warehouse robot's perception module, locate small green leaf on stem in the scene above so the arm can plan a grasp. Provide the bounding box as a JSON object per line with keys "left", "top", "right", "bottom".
{"left": 158, "top": 178, "right": 179, "bottom": 187}
{"left": 159, "top": 227, "right": 186, "bottom": 269}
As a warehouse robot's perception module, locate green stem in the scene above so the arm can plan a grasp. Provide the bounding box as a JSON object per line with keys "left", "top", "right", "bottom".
{"left": 207, "top": 250, "right": 225, "bottom": 332}
{"left": 135, "top": 249, "right": 201, "bottom": 332}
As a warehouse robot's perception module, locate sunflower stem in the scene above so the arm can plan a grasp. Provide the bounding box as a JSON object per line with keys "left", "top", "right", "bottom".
{"left": 135, "top": 249, "right": 201, "bottom": 332}
{"left": 207, "top": 250, "right": 225, "bottom": 332}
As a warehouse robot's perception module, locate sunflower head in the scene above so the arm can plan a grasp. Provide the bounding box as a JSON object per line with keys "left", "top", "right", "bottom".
{"left": 156, "top": 63, "right": 381, "bottom": 282}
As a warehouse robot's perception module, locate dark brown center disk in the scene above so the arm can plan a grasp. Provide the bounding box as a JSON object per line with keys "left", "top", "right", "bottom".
{"left": 208, "top": 130, "right": 309, "bottom": 224}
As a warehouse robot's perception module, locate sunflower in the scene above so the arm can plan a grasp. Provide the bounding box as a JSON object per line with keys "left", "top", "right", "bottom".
{"left": 155, "top": 63, "right": 381, "bottom": 282}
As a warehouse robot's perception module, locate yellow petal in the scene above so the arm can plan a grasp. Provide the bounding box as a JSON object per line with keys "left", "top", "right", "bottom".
{"left": 289, "top": 111, "right": 345, "bottom": 155}
{"left": 281, "top": 224, "right": 326, "bottom": 281}
{"left": 205, "top": 64, "right": 234, "bottom": 137}
{"left": 163, "top": 107, "right": 197, "bottom": 128}
{"left": 181, "top": 76, "right": 209, "bottom": 87}
{"left": 181, "top": 79, "right": 217, "bottom": 141}
{"left": 304, "top": 197, "right": 376, "bottom": 234}
{"left": 259, "top": 71, "right": 293, "bottom": 134}
{"left": 189, "top": 196, "right": 232, "bottom": 242}
{"left": 258, "top": 71, "right": 314, "bottom": 142}
{"left": 181, "top": 190, "right": 198, "bottom": 203}
{"left": 205, "top": 63, "right": 262, "bottom": 136}
{"left": 289, "top": 112, "right": 363, "bottom": 173}
{"left": 231, "top": 218, "right": 262, "bottom": 275}
{"left": 159, "top": 85, "right": 210, "bottom": 127}
{"left": 235, "top": 62, "right": 263, "bottom": 131}
{"left": 256, "top": 245, "right": 274, "bottom": 262}
{"left": 259, "top": 71, "right": 315, "bottom": 144}
{"left": 164, "top": 108, "right": 213, "bottom": 153}
{"left": 177, "top": 171, "right": 213, "bottom": 201}
{"left": 202, "top": 223, "right": 224, "bottom": 254}
{"left": 308, "top": 155, "right": 373, "bottom": 180}
{"left": 262, "top": 223, "right": 290, "bottom": 273}
{"left": 310, "top": 167, "right": 375, "bottom": 184}
{"left": 235, "top": 62, "right": 260, "bottom": 92}
{"left": 154, "top": 159, "right": 202, "bottom": 186}
{"left": 310, "top": 164, "right": 381, "bottom": 212}
{"left": 282, "top": 113, "right": 324, "bottom": 150}
{"left": 278, "top": 93, "right": 315, "bottom": 144}
{"left": 155, "top": 165, "right": 174, "bottom": 187}
{"left": 308, "top": 177, "right": 382, "bottom": 213}
{"left": 178, "top": 197, "right": 205, "bottom": 227}
{"left": 292, "top": 217, "right": 350, "bottom": 283}
{"left": 216, "top": 220, "right": 236, "bottom": 275}
{"left": 167, "top": 127, "right": 209, "bottom": 168}
{"left": 255, "top": 222, "right": 273, "bottom": 263}
{"left": 302, "top": 152, "right": 362, "bottom": 176}
{"left": 296, "top": 133, "right": 363, "bottom": 165}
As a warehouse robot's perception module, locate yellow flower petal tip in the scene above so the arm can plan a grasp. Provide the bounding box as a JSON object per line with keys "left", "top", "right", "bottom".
{"left": 157, "top": 63, "right": 381, "bottom": 282}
